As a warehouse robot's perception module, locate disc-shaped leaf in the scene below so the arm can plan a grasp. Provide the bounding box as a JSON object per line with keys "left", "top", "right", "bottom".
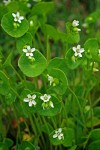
{"left": 0, "top": 71, "right": 10, "bottom": 95}
{"left": 16, "top": 32, "right": 32, "bottom": 54}
{"left": 47, "top": 68, "right": 68, "bottom": 95}
{"left": 37, "top": 94, "right": 61, "bottom": 116}
{"left": 1, "top": 12, "right": 29, "bottom": 38}
{"left": 0, "top": 143, "right": 9, "bottom": 150}
{"left": 65, "top": 48, "right": 84, "bottom": 69}
{"left": 47, "top": 57, "right": 68, "bottom": 74}
{"left": 88, "top": 140, "right": 100, "bottom": 150}
{"left": 50, "top": 128, "right": 75, "bottom": 147}
{"left": 84, "top": 38, "right": 99, "bottom": 62}
{"left": 18, "top": 50, "right": 47, "bottom": 77}
{"left": 90, "top": 129, "right": 100, "bottom": 141}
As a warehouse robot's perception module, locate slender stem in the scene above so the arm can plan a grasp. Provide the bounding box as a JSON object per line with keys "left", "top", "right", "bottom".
{"left": 46, "top": 35, "right": 51, "bottom": 62}
{"left": 10, "top": 64, "right": 23, "bottom": 81}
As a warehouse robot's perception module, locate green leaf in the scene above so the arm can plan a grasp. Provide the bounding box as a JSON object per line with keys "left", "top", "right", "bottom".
{"left": 65, "top": 48, "right": 83, "bottom": 69}
{"left": 0, "top": 71, "right": 10, "bottom": 95}
{"left": 37, "top": 94, "right": 61, "bottom": 116}
{"left": 19, "top": 141, "right": 35, "bottom": 150}
{"left": 1, "top": 12, "right": 29, "bottom": 38}
{"left": 66, "top": 22, "right": 80, "bottom": 44}
{"left": 90, "top": 129, "right": 100, "bottom": 141}
{"left": 5, "top": 88, "right": 16, "bottom": 105}
{"left": 42, "top": 24, "right": 60, "bottom": 41}
{"left": 0, "top": 143, "right": 9, "bottom": 150}
{"left": 28, "top": 16, "right": 40, "bottom": 35}
{"left": 47, "top": 68, "right": 68, "bottom": 95}
{"left": 50, "top": 128, "right": 75, "bottom": 147}
{"left": 3, "top": 138, "right": 13, "bottom": 148}
{"left": 85, "top": 10, "right": 100, "bottom": 24}
{"left": 94, "top": 107, "right": 100, "bottom": 118}
{"left": 86, "top": 117, "right": 100, "bottom": 127}
{"left": 31, "top": 2, "right": 55, "bottom": 15}
{"left": 18, "top": 50, "right": 47, "bottom": 77}
{"left": 47, "top": 57, "right": 68, "bottom": 74}
{"left": 16, "top": 32, "right": 32, "bottom": 54}
{"left": 84, "top": 38, "right": 99, "bottom": 62}
{"left": 3, "top": 51, "right": 13, "bottom": 68}
{"left": 88, "top": 140, "right": 100, "bottom": 150}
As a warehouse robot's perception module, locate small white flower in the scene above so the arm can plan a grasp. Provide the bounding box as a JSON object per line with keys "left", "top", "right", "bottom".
{"left": 98, "top": 49, "right": 100, "bottom": 54}
{"left": 53, "top": 128, "right": 64, "bottom": 140}
{"left": 40, "top": 94, "right": 51, "bottom": 102}
{"left": 12, "top": 12, "right": 24, "bottom": 23}
{"left": 24, "top": 94, "right": 36, "bottom": 107}
{"left": 72, "top": 20, "right": 81, "bottom": 31}
{"left": 40, "top": 94, "right": 54, "bottom": 110}
{"left": 27, "top": 3, "right": 31, "bottom": 8}
{"left": 3, "top": 0, "right": 11, "bottom": 5}
{"left": 72, "top": 45, "right": 84, "bottom": 57}
{"left": 30, "top": 20, "right": 33, "bottom": 26}
{"left": 72, "top": 20, "right": 79, "bottom": 27}
{"left": 47, "top": 74, "right": 54, "bottom": 86}
{"left": 23, "top": 45, "right": 36, "bottom": 59}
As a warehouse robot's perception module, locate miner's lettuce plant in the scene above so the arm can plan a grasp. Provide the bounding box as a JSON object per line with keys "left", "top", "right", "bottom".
{"left": 0, "top": 0, "right": 100, "bottom": 150}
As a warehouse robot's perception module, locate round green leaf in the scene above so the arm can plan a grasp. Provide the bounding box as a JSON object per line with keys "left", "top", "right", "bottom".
{"left": 37, "top": 94, "right": 61, "bottom": 116}
{"left": 16, "top": 32, "right": 32, "bottom": 54}
{"left": 47, "top": 57, "right": 68, "bottom": 74}
{"left": 90, "top": 129, "right": 100, "bottom": 141}
{"left": 0, "top": 143, "right": 9, "bottom": 150}
{"left": 0, "top": 71, "right": 10, "bottom": 95}
{"left": 88, "top": 140, "right": 100, "bottom": 150}
{"left": 47, "top": 68, "right": 68, "bottom": 95}
{"left": 65, "top": 48, "right": 83, "bottom": 69}
{"left": 50, "top": 128, "right": 75, "bottom": 147}
{"left": 18, "top": 50, "right": 47, "bottom": 77}
{"left": 1, "top": 12, "right": 29, "bottom": 38}
{"left": 84, "top": 38, "right": 99, "bottom": 62}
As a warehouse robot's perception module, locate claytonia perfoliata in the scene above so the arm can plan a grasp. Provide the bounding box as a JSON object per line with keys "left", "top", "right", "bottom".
{"left": 24, "top": 94, "right": 36, "bottom": 107}
{"left": 30, "top": 20, "right": 34, "bottom": 27}
{"left": 98, "top": 49, "right": 100, "bottom": 54}
{"left": 40, "top": 94, "right": 54, "bottom": 110}
{"left": 53, "top": 128, "right": 64, "bottom": 140}
{"left": 72, "top": 20, "right": 81, "bottom": 31}
{"left": 23, "top": 45, "right": 36, "bottom": 60}
{"left": 3, "top": 0, "right": 11, "bottom": 5}
{"left": 72, "top": 45, "right": 84, "bottom": 57}
{"left": 12, "top": 12, "right": 24, "bottom": 24}
{"left": 47, "top": 74, "right": 54, "bottom": 86}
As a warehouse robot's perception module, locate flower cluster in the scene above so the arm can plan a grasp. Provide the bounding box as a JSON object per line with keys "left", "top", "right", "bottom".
{"left": 53, "top": 128, "right": 64, "bottom": 140}
{"left": 72, "top": 45, "right": 84, "bottom": 58}
{"left": 40, "top": 94, "right": 54, "bottom": 110}
{"left": 72, "top": 20, "right": 81, "bottom": 32}
{"left": 12, "top": 12, "right": 24, "bottom": 24}
{"left": 23, "top": 45, "right": 36, "bottom": 60}
{"left": 24, "top": 94, "right": 37, "bottom": 107}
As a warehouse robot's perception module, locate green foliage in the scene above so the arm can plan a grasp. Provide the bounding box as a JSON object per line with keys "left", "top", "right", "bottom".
{"left": 0, "top": 0, "right": 100, "bottom": 150}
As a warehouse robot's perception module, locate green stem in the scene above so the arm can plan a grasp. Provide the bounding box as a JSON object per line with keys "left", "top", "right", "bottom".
{"left": 46, "top": 35, "right": 51, "bottom": 62}
{"left": 10, "top": 64, "right": 23, "bottom": 81}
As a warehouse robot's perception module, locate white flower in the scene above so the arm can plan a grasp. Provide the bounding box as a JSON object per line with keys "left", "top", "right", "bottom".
{"left": 24, "top": 94, "right": 36, "bottom": 107}
{"left": 30, "top": 20, "right": 33, "bottom": 26}
{"left": 27, "top": 3, "right": 31, "bottom": 8}
{"left": 53, "top": 128, "right": 64, "bottom": 140}
{"left": 47, "top": 74, "right": 54, "bottom": 86}
{"left": 72, "top": 20, "right": 81, "bottom": 31}
{"left": 40, "top": 94, "right": 54, "bottom": 109}
{"left": 98, "top": 49, "right": 100, "bottom": 54}
{"left": 40, "top": 94, "right": 51, "bottom": 102}
{"left": 23, "top": 45, "right": 36, "bottom": 59}
{"left": 3, "top": 0, "right": 11, "bottom": 5}
{"left": 12, "top": 12, "right": 24, "bottom": 23}
{"left": 72, "top": 20, "right": 79, "bottom": 27}
{"left": 72, "top": 45, "right": 84, "bottom": 57}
